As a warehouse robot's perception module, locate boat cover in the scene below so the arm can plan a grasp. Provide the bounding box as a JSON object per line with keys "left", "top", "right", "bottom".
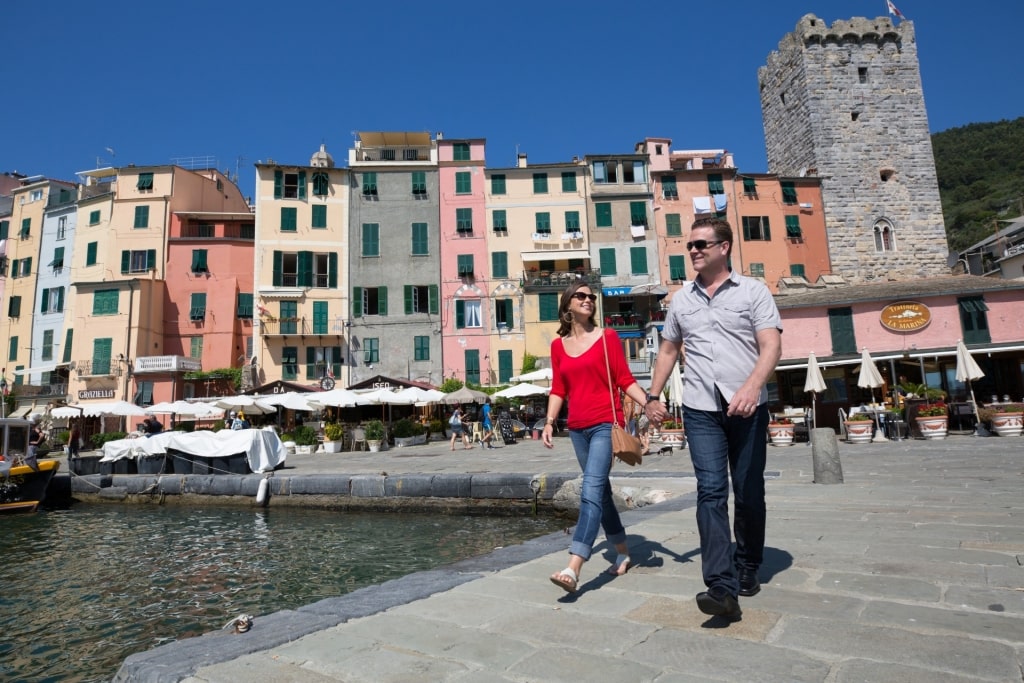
{"left": 100, "top": 429, "right": 286, "bottom": 472}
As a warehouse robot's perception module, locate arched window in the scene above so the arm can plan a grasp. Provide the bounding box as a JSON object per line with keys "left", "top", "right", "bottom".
{"left": 873, "top": 218, "right": 896, "bottom": 252}
{"left": 311, "top": 172, "right": 330, "bottom": 197}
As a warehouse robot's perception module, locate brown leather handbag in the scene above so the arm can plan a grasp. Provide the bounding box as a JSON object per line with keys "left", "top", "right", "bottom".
{"left": 602, "top": 332, "right": 643, "bottom": 466}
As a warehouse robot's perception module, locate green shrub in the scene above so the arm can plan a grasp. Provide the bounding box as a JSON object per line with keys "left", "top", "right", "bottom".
{"left": 279, "top": 433, "right": 295, "bottom": 443}
{"left": 324, "top": 423, "right": 345, "bottom": 441}
{"left": 391, "top": 418, "right": 424, "bottom": 438}
{"left": 429, "top": 418, "right": 445, "bottom": 437}
{"left": 56, "top": 430, "right": 71, "bottom": 445}
{"left": 364, "top": 419, "right": 385, "bottom": 441}
{"left": 292, "top": 425, "right": 318, "bottom": 446}
{"left": 90, "top": 431, "right": 128, "bottom": 449}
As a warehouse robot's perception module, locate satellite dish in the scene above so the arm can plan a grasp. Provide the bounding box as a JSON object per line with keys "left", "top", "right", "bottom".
{"left": 798, "top": 167, "right": 807, "bottom": 177}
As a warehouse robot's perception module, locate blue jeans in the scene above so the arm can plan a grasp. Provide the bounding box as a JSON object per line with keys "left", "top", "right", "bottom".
{"left": 683, "top": 402, "right": 769, "bottom": 596}
{"left": 568, "top": 423, "right": 626, "bottom": 560}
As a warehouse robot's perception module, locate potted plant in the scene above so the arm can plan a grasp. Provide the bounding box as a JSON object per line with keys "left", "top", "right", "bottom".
{"left": 392, "top": 418, "right": 427, "bottom": 447}
{"left": 767, "top": 416, "right": 795, "bottom": 447}
{"left": 323, "top": 423, "right": 344, "bottom": 453}
{"left": 656, "top": 417, "right": 685, "bottom": 447}
{"left": 844, "top": 411, "right": 874, "bottom": 444}
{"left": 915, "top": 401, "right": 948, "bottom": 440}
{"left": 428, "top": 418, "right": 445, "bottom": 441}
{"left": 292, "top": 425, "right": 318, "bottom": 454}
{"left": 988, "top": 402, "right": 1023, "bottom": 437}
{"left": 364, "top": 419, "right": 385, "bottom": 452}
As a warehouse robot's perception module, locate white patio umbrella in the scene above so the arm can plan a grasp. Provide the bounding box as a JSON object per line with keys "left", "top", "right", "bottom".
{"left": 508, "top": 368, "right": 552, "bottom": 383}
{"left": 856, "top": 348, "right": 886, "bottom": 442}
{"left": 493, "top": 382, "right": 550, "bottom": 399}
{"left": 79, "top": 401, "right": 148, "bottom": 417}
{"left": 955, "top": 339, "right": 985, "bottom": 431}
{"left": 211, "top": 395, "right": 276, "bottom": 415}
{"left": 441, "top": 386, "right": 488, "bottom": 405}
{"left": 311, "top": 388, "right": 365, "bottom": 408}
{"left": 393, "top": 386, "right": 444, "bottom": 405}
{"left": 803, "top": 352, "right": 827, "bottom": 429}
{"left": 260, "top": 392, "right": 317, "bottom": 412}
{"left": 147, "top": 400, "right": 220, "bottom": 417}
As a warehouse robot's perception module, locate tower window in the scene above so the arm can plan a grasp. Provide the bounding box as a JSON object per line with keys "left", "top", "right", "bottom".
{"left": 858, "top": 67, "right": 868, "bottom": 83}
{"left": 851, "top": 112, "right": 860, "bottom": 121}
{"left": 873, "top": 218, "right": 896, "bottom": 252}
{"left": 880, "top": 169, "right": 895, "bottom": 182}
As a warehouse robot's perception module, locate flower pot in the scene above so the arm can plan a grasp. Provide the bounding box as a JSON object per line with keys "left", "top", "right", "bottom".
{"left": 767, "top": 423, "right": 795, "bottom": 447}
{"left": 323, "top": 441, "right": 342, "bottom": 453}
{"left": 656, "top": 428, "right": 686, "bottom": 448}
{"left": 367, "top": 439, "right": 381, "bottom": 453}
{"left": 990, "top": 412, "right": 1023, "bottom": 437}
{"left": 844, "top": 420, "right": 874, "bottom": 444}
{"left": 915, "top": 416, "right": 948, "bottom": 440}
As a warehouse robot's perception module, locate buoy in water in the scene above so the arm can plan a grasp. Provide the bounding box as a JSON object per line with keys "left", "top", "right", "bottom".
{"left": 256, "top": 476, "right": 270, "bottom": 506}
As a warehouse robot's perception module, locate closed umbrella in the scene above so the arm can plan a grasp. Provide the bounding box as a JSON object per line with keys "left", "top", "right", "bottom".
{"left": 856, "top": 348, "right": 886, "bottom": 442}
{"left": 955, "top": 339, "right": 985, "bottom": 433}
{"left": 667, "top": 361, "right": 685, "bottom": 422}
{"left": 803, "top": 352, "right": 827, "bottom": 428}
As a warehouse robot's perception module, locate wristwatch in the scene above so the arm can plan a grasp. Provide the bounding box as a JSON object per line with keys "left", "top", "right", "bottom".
{"left": 646, "top": 393, "right": 661, "bottom": 403}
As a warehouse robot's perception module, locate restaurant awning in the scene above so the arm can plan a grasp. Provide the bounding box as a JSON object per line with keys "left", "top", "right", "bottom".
{"left": 521, "top": 250, "right": 591, "bottom": 262}
{"left": 12, "top": 363, "right": 69, "bottom": 375}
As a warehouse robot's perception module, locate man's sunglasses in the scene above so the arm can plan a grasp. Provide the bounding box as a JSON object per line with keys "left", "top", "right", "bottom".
{"left": 686, "top": 239, "right": 724, "bottom": 251}
{"left": 570, "top": 292, "right": 598, "bottom": 302}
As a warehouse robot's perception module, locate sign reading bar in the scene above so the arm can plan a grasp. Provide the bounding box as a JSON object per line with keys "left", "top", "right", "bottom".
{"left": 880, "top": 301, "right": 931, "bottom": 332}
{"left": 79, "top": 389, "right": 116, "bottom": 400}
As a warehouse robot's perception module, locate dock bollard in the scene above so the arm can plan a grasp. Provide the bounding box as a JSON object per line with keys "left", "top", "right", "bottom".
{"left": 810, "top": 427, "right": 844, "bottom": 484}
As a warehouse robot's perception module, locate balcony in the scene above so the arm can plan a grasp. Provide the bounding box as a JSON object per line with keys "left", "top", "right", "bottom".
{"left": 603, "top": 310, "right": 666, "bottom": 330}
{"left": 15, "top": 382, "right": 69, "bottom": 399}
{"left": 522, "top": 268, "right": 602, "bottom": 292}
{"left": 74, "top": 360, "right": 121, "bottom": 377}
{"left": 260, "top": 317, "right": 321, "bottom": 336}
{"left": 173, "top": 224, "right": 255, "bottom": 240}
{"left": 358, "top": 145, "right": 432, "bottom": 162}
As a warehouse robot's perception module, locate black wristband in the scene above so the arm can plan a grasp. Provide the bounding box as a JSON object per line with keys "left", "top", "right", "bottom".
{"left": 645, "top": 393, "right": 660, "bottom": 403}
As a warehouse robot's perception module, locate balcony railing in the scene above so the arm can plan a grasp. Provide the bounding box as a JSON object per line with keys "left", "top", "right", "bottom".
{"left": 260, "top": 318, "right": 316, "bottom": 335}
{"left": 174, "top": 224, "right": 255, "bottom": 240}
{"left": 522, "top": 268, "right": 602, "bottom": 292}
{"left": 358, "top": 145, "right": 432, "bottom": 162}
{"left": 75, "top": 360, "right": 120, "bottom": 377}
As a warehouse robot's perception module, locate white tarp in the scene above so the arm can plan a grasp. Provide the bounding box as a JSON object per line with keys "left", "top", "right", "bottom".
{"left": 100, "top": 429, "right": 286, "bottom": 472}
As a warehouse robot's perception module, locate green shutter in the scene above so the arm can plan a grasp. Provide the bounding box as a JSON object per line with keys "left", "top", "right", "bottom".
{"left": 89, "top": 210, "right": 100, "bottom": 226}
{"left": 630, "top": 201, "right": 647, "bottom": 225}
{"left": 411, "top": 222, "right": 428, "bottom": 255}
{"left": 363, "top": 223, "right": 379, "bottom": 256}
{"left": 666, "top": 213, "right": 682, "bottom": 236}
{"left": 493, "top": 210, "right": 507, "bottom": 230}
{"left": 272, "top": 251, "right": 283, "bottom": 287}
{"left": 828, "top": 308, "right": 857, "bottom": 355}
{"left": 62, "top": 329, "right": 74, "bottom": 363}
{"left": 298, "top": 251, "right": 313, "bottom": 287}
{"left": 237, "top": 293, "right": 253, "bottom": 318}
{"left": 378, "top": 286, "right": 387, "bottom": 315}
{"left": 743, "top": 177, "right": 757, "bottom": 194}
{"left": 274, "top": 170, "right": 283, "bottom": 198}
{"left": 352, "top": 287, "right": 363, "bottom": 317}
{"left": 311, "top": 204, "right": 327, "bottom": 228}
{"left": 404, "top": 285, "right": 414, "bottom": 314}
{"left": 40, "top": 288, "right": 49, "bottom": 312}
{"left": 708, "top": 174, "right": 724, "bottom": 194}
{"left": 630, "top": 247, "right": 648, "bottom": 274}
{"left": 561, "top": 171, "right": 577, "bottom": 192}
{"left": 492, "top": 252, "right": 508, "bottom": 278}
{"left": 669, "top": 255, "right": 686, "bottom": 280}
{"left": 785, "top": 215, "right": 801, "bottom": 238}
{"left": 455, "top": 171, "right": 471, "bottom": 194}
{"left": 93, "top": 338, "right": 113, "bottom": 374}
{"left": 429, "top": 285, "right": 439, "bottom": 314}
{"left": 281, "top": 207, "right": 297, "bottom": 231}
{"left": 565, "top": 211, "right": 580, "bottom": 231}
{"left": 147, "top": 249, "right": 157, "bottom": 270}
{"left": 455, "top": 300, "right": 465, "bottom": 328}
{"left": 86, "top": 242, "right": 98, "bottom": 266}
{"left": 0, "top": 219, "right": 7, "bottom": 239}
{"left": 498, "top": 350, "right": 513, "bottom": 383}
{"left": 328, "top": 252, "right": 338, "bottom": 288}
{"left": 313, "top": 301, "right": 327, "bottom": 333}
{"left": 539, "top": 293, "right": 559, "bottom": 321}
{"left": 781, "top": 181, "right": 797, "bottom": 204}
{"left": 191, "top": 249, "right": 208, "bottom": 272}
{"left": 662, "top": 175, "right": 678, "bottom": 197}
{"left": 121, "top": 250, "right": 130, "bottom": 274}
{"left": 491, "top": 174, "right": 506, "bottom": 195}
{"left": 134, "top": 205, "right": 149, "bottom": 228}
{"left": 306, "top": 347, "right": 318, "bottom": 379}
{"left": 533, "top": 173, "right": 548, "bottom": 194}
{"left": 56, "top": 287, "right": 65, "bottom": 312}
{"left": 297, "top": 170, "right": 306, "bottom": 199}
{"left": 596, "top": 203, "right": 612, "bottom": 227}
{"left": 599, "top": 248, "right": 616, "bottom": 276}
{"left": 465, "top": 350, "right": 480, "bottom": 384}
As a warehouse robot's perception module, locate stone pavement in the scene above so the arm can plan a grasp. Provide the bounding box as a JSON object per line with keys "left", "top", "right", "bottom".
{"left": 114, "top": 434, "right": 1024, "bottom": 682}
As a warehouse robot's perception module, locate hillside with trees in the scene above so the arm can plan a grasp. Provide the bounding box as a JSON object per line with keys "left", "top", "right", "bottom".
{"left": 933, "top": 116, "right": 1024, "bottom": 252}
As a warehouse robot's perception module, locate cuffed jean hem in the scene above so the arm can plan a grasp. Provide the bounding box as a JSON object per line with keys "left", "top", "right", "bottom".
{"left": 567, "top": 423, "right": 626, "bottom": 562}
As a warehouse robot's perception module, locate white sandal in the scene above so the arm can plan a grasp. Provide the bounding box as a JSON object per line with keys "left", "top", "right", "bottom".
{"left": 607, "top": 553, "right": 633, "bottom": 576}
{"left": 549, "top": 567, "right": 578, "bottom": 593}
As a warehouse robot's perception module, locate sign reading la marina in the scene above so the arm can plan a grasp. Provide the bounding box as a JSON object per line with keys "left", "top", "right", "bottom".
{"left": 879, "top": 301, "right": 932, "bottom": 332}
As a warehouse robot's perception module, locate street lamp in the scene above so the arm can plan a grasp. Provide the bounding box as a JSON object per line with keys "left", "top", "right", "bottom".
{"left": 0, "top": 375, "right": 7, "bottom": 419}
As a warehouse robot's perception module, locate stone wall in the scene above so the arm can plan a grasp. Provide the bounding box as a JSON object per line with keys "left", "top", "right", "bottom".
{"left": 759, "top": 14, "right": 948, "bottom": 283}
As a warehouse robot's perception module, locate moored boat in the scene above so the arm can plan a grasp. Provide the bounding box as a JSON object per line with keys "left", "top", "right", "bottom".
{"left": 0, "top": 459, "right": 60, "bottom": 513}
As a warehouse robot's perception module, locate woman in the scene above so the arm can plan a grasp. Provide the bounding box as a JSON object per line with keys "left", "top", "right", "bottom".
{"left": 542, "top": 282, "right": 648, "bottom": 592}
{"left": 448, "top": 404, "right": 472, "bottom": 451}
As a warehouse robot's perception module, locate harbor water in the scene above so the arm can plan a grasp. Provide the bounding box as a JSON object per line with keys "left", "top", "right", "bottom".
{"left": 1, "top": 505, "right": 564, "bottom": 683}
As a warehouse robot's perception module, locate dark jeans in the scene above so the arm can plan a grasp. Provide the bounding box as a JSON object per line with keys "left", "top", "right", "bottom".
{"left": 682, "top": 401, "right": 769, "bottom": 596}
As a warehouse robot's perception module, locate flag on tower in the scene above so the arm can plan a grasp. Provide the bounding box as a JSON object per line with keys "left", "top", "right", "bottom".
{"left": 887, "top": 0, "right": 905, "bottom": 20}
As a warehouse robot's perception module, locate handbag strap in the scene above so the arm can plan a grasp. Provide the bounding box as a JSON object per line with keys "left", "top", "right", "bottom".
{"left": 601, "top": 331, "right": 619, "bottom": 427}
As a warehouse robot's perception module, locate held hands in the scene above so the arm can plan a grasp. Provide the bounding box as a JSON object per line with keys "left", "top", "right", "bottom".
{"left": 645, "top": 399, "right": 668, "bottom": 426}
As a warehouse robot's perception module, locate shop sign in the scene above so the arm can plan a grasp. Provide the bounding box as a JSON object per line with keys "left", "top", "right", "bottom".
{"left": 79, "top": 389, "right": 115, "bottom": 400}
{"left": 880, "top": 301, "right": 931, "bottom": 332}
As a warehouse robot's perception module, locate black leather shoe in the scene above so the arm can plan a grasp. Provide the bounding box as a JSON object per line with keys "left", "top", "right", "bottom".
{"left": 738, "top": 568, "right": 761, "bottom": 597}
{"left": 696, "top": 586, "right": 742, "bottom": 621}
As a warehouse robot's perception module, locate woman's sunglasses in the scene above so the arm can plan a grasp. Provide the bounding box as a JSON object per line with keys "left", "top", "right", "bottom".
{"left": 570, "top": 292, "right": 598, "bottom": 302}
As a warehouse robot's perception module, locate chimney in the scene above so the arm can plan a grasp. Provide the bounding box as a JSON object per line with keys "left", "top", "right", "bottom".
{"left": 517, "top": 153, "right": 528, "bottom": 168}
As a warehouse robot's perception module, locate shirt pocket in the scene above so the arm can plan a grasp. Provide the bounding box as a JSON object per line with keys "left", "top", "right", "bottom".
{"left": 717, "top": 303, "right": 752, "bottom": 330}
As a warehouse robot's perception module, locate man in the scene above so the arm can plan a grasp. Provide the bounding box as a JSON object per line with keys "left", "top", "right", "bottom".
{"left": 645, "top": 216, "right": 782, "bottom": 622}
{"left": 27, "top": 420, "right": 44, "bottom": 470}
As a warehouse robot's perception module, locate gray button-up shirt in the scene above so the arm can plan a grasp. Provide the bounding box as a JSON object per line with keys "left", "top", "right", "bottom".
{"left": 662, "top": 270, "right": 782, "bottom": 411}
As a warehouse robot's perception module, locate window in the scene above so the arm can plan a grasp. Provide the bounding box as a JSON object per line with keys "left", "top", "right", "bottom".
{"left": 8, "top": 336, "right": 17, "bottom": 361}
{"left": 20, "top": 218, "right": 31, "bottom": 238}
{"left": 781, "top": 181, "right": 797, "bottom": 205}
{"left": 280, "top": 207, "right": 297, "bottom": 232}
{"left": 707, "top": 174, "right": 724, "bottom": 195}
{"left": 274, "top": 170, "right": 306, "bottom": 199}
{"left": 92, "top": 338, "right": 113, "bottom": 375}
{"left": 630, "top": 246, "right": 648, "bottom": 275}
{"left": 828, "top": 307, "right": 856, "bottom": 355}
{"left": 495, "top": 298, "right": 514, "bottom": 328}
{"left": 666, "top": 213, "right": 682, "bottom": 236}
{"left": 455, "top": 299, "right": 482, "bottom": 328}
{"left": 669, "top": 255, "right": 686, "bottom": 281}
{"left": 10, "top": 257, "right": 31, "bottom": 278}
{"left": 411, "top": 222, "right": 429, "bottom": 255}
{"left": 51, "top": 246, "right": 65, "bottom": 272}
{"left": 134, "top": 380, "right": 154, "bottom": 407}
{"left": 352, "top": 286, "right": 388, "bottom": 316}
{"left": 539, "top": 293, "right": 559, "bottom": 321}
{"left": 749, "top": 263, "right": 765, "bottom": 278}
{"left": 57, "top": 216, "right": 67, "bottom": 240}
{"left": 465, "top": 349, "right": 480, "bottom": 384}
{"left": 411, "top": 171, "right": 427, "bottom": 196}
{"left": 40, "top": 287, "right": 65, "bottom": 313}
{"left": 313, "top": 301, "right": 328, "bottom": 334}
{"left": 86, "top": 242, "right": 98, "bottom": 266}
{"left": 305, "top": 346, "right": 343, "bottom": 379}
{"left": 311, "top": 204, "right": 327, "bottom": 229}
{"left": 535, "top": 212, "right": 551, "bottom": 234}
{"left": 7, "top": 296, "right": 20, "bottom": 318}
{"left": 42, "top": 330, "right": 54, "bottom": 361}
{"left": 457, "top": 254, "right": 474, "bottom": 276}
{"left": 630, "top": 201, "right": 647, "bottom": 226}
{"left": 190, "top": 292, "right": 207, "bottom": 321}
{"left": 92, "top": 289, "right": 119, "bottom": 316}
{"left": 311, "top": 172, "right": 329, "bottom": 196}
{"left": 565, "top": 211, "right": 580, "bottom": 232}
{"left": 0, "top": 255, "right": 6, "bottom": 276}
{"left": 741, "top": 216, "right": 772, "bottom": 241}
{"left": 362, "top": 223, "right": 380, "bottom": 256}
{"left": 237, "top": 293, "right": 253, "bottom": 319}
{"left": 455, "top": 171, "right": 471, "bottom": 194}
{"left": 492, "top": 209, "right": 507, "bottom": 231}
{"left": 790, "top": 264, "right": 806, "bottom": 278}
{"left": 492, "top": 252, "right": 508, "bottom": 278}
{"left": 362, "top": 172, "right": 377, "bottom": 196}
{"left": 453, "top": 143, "right": 470, "bottom": 161}
{"left": 279, "top": 301, "right": 298, "bottom": 334}
{"left": 599, "top": 248, "right": 617, "bottom": 276}
{"left": 498, "top": 349, "right": 513, "bottom": 383}
{"left": 561, "top": 172, "right": 577, "bottom": 192}
{"left": 188, "top": 336, "right": 203, "bottom": 360}
{"left": 404, "top": 284, "right": 439, "bottom": 314}
{"left": 121, "top": 249, "right": 156, "bottom": 273}
{"left": 662, "top": 175, "right": 678, "bottom": 199}
{"left": 282, "top": 346, "right": 298, "bottom": 379}
{"left": 880, "top": 168, "right": 894, "bottom": 182}
{"left": 743, "top": 177, "right": 758, "bottom": 197}
{"left": 456, "top": 208, "right": 473, "bottom": 233}
{"left": 89, "top": 210, "right": 100, "bottom": 226}
{"left": 362, "top": 338, "right": 380, "bottom": 364}
{"left": 959, "top": 297, "right": 991, "bottom": 344}
{"left": 785, "top": 215, "right": 802, "bottom": 239}
{"left": 0, "top": 219, "right": 7, "bottom": 239}
{"left": 191, "top": 249, "right": 209, "bottom": 273}
{"left": 858, "top": 66, "right": 868, "bottom": 83}
{"left": 414, "top": 336, "right": 430, "bottom": 361}
{"left": 593, "top": 160, "right": 616, "bottom": 184}
{"left": 137, "top": 172, "right": 154, "bottom": 190}
{"left": 533, "top": 173, "right": 548, "bottom": 194}
{"left": 490, "top": 174, "right": 506, "bottom": 195}
{"left": 873, "top": 218, "right": 896, "bottom": 252}
{"left": 623, "top": 161, "right": 645, "bottom": 183}
{"left": 134, "top": 205, "right": 149, "bottom": 228}
{"left": 595, "top": 202, "right": 612, "bottom": 228}
{"left": 29, "top": 189, "right": 43, "bottom": 202}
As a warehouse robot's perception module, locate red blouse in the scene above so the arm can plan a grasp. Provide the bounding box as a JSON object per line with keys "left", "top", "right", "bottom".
{"left": 550, "top": 328, "right": 636, "bottom": 430}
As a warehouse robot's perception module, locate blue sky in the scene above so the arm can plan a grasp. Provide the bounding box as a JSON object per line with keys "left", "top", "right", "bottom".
{"left": 3, "top": 1, "right": 1020, "bottom": 197}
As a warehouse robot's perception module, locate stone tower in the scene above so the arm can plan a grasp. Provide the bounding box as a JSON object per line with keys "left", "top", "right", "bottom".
{"left": 759, "top": 14, "right": 948, "bottom": 283}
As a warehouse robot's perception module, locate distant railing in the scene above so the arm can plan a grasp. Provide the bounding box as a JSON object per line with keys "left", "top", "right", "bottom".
{"left": 522, "top": 268, "right": 602, "bottom": 291}
{"left": 175, "top": 224, "right": 255, "bottom": 240}
{"left": 358, "top": 146, "right": 431, "bottom": 162}
{"left": 260, "top": 318, "right": 311, "bottom": 335}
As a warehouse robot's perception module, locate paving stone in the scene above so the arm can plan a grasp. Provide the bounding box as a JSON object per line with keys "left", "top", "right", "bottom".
{"left": 816, "top": 570, "right": 941, "bottom": 602}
